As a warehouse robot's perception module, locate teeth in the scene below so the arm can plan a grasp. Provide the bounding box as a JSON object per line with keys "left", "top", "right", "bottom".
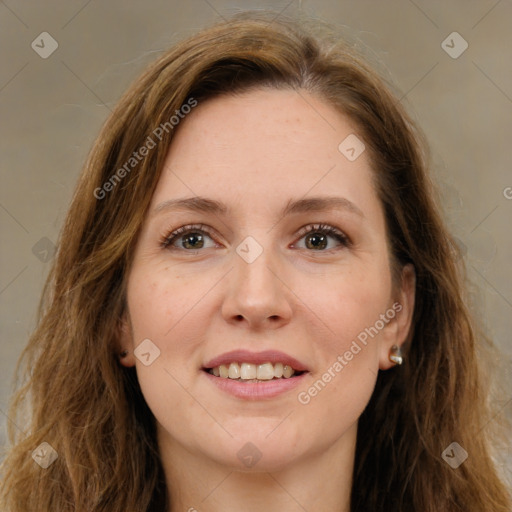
{"left": 209, "top": 362, "right": 299, "bottom": 380}
{"left": 283, "top": 365, "right": 294, "bottom": 378}
{"left": 228, "top": 362, "right": 240, "bottom": 379}
{"left": 256, "top": 363, "right": 274, "bottom": 380}
{"left": 274, "top": 362, "right": 284, "bottom": 378}
{"left": 240, "top": 363, "right": 257, "bottom": 380}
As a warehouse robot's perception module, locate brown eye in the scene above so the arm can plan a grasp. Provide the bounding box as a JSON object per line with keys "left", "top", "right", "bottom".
{"left": 293, "top": 223, "right": 350, "bottom": 252}
{"left": 180, "top": 232, "right": 205, "bottom": 249}
{"left": 304, "top": 232, "right": 329, "bottom": 250}
{"left": 161, "top": 224, "right": 216, "bottom": 250}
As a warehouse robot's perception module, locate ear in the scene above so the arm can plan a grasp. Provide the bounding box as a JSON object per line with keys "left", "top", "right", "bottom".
{"left": 116, "top": 312, "right": 136, "bottom": 368}
{"left": 379, "top": 263, "right": 416, "bottom": 370}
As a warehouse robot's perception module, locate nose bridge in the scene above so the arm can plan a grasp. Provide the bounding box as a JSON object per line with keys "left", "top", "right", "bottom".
{"left": 234, "top": 234, "right": 281, "bottom": 299}
{"left": 222, "top": 233, "right": 292, "bottom": 326}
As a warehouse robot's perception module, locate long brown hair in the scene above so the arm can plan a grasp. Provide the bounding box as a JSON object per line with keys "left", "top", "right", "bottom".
{"left": 1, "top": 11, "right": 510, "bottom": 512}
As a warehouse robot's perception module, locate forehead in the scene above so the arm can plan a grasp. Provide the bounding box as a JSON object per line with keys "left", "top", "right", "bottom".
{"left": 150, "top": 88, "right": 379, "bottom": 220}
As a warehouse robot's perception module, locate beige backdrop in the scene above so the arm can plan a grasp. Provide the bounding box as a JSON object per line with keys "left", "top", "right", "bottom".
{"left": 1, "top": 0, "right": 511, "bottom": 482}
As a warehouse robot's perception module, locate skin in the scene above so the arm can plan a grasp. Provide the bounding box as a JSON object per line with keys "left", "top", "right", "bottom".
{"left": 119, "top": 88, "right": 416, "bottom": 512}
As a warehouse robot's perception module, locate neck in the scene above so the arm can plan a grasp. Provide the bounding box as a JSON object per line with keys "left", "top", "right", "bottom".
{"left": 158, "top": 423, "right": 356, "bottom": 512}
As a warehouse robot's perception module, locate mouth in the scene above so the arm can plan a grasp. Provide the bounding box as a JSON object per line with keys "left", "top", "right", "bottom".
{"left": 203, "top": 362, "right": 307, "bottom": 382}
{"left": 202, "top": 349, "right": 310, "bottom": 399}
{"left": 202, "top": 349, "right": 309, "bottom": 382}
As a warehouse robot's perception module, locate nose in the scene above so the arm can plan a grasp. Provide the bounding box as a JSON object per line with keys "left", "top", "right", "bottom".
{"left": 221, "top": 243, "right": 293, "bottom": 330}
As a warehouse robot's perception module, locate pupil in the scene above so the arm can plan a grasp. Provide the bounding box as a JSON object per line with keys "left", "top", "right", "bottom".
{"left": 183, "top": 233, "right": 203, "bottom": 249}
{"left": 306, "top": 233, "right": 327, "bottom": 250}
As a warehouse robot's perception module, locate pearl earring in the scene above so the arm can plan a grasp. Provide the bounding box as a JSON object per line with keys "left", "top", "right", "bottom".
{"left": 389, "top": 345, "right": 403, "bottom": 365}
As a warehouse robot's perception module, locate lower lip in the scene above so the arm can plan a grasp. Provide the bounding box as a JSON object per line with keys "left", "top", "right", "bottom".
{"left": 202, "top": 370, "right": 308, "bottom": 400}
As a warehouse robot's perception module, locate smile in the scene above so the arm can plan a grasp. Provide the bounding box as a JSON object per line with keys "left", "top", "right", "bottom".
{"left": 206, "top": 361, "right": 304, "bottom": 381}
{"left": 202, "top": 349, "right": 310, "bottom": 399}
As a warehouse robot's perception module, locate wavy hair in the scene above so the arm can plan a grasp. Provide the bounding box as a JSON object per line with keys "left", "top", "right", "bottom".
{"left": 1, "top": 11, "right": 510, "bottom": 512}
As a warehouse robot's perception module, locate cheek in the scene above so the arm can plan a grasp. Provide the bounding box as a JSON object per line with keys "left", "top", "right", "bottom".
{"left": 291, "top": 258, "right": 391, "bottom": 430}
{"left": 126, "top": 269, "right": 211, "bottom": 432}
{"left": 303, "top": 261, "right": 392, "bottom": 350}
{"left": 126, "top": 264, "right": 218, "bottom": 376}
{"left": 294, "top": 359, "right": 377, "bottom": 454}
{"left": 293, "top": 276, "right": 387, "bottom": 438}
{"left": 127, "top": 265, "right": 205, "bottom": 341}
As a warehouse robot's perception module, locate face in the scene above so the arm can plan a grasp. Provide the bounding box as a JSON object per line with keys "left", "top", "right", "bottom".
{"left": 119, "top": 88, "right": 415, "bottom": 474}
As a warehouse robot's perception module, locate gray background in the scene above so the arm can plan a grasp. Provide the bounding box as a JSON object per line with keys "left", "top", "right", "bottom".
{"left": 1, "top": 0, "right": 511, "bottom": 483}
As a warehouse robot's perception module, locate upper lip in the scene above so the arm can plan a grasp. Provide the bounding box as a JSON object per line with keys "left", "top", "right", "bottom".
{"left": 203, "top": 349, "right": 309, "bottom": 372}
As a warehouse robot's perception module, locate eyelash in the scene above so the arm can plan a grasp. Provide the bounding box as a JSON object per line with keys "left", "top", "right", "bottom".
{"left": 160, "top": 223, "right": 351, "bottom": 252}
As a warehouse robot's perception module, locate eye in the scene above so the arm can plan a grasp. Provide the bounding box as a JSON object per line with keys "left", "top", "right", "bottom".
{"left": 161, "top": 222, "right": 350, "bottom": 253}
{"left": 292, "top": 223, "right": 350, "bottom": 252}
{"left": 161, "top": 224, "right": 218, "bottom": 251}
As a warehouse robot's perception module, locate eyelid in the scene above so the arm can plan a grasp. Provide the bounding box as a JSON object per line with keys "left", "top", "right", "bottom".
{"left": 161, "top": 222, "right": 351, "bottom": 251}
{"left": 160, "top": 223, "right": 216, "bottom": 249}
{"left": 292, "top": 223, "right": 351, "bottom": 249}
{"left": 294, "top": 222, "right": 349, "bottom": 240}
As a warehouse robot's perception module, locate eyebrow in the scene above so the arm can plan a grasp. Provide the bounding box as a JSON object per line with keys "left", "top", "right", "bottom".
{"left": 152, "top": 195, "right": 364, "bottom": 218}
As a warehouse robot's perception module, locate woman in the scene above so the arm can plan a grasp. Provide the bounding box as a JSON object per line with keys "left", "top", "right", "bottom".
{"left": 1, "top": 12, "right": 510, "bottom": 512}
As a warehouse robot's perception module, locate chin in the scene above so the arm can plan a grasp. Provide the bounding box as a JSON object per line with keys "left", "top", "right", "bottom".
{"left": 218, "top": 448, "right": 301, "bottom": 474}
{"left": 206, "top": 433, "right": 305, "bottom": 473}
